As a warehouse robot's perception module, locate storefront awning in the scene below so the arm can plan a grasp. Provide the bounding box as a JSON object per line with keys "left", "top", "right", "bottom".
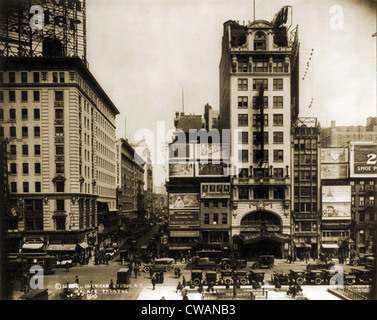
{"left": 47, "top": 244, "right": 77, "bottom": 251}
{"left": 169, "top": 246, "right": 192, "bottom": 250}
{"left": 78, "top": 242, "right": 89, "bottom": 249}
{"left": 170, "top": 230, "right": 200, "bottom": 237}
{"left": 322, "top": 244, "right": 339, "bottom": 249}
{"left": 295, "top": 243, "right": 311, "bottom": 248}
{"left": 22, "top": 243, "right": 44, "bottom": 250}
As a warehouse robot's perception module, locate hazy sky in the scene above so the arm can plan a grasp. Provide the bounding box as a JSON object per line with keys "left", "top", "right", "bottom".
{"left": 86, "top": 0, "right": 376, "bottom": 185}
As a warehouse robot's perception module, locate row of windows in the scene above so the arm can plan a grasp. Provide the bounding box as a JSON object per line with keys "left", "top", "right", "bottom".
{"left": 238, "top": 131, "right": 284, "bottom": 144}
{"left": 238, "top": 113, "right": 284, "bottom": 126}
{"left": 238, "top": 78, "right": 284, "bottom": 91}
{"left": 238, "top": 96, "right": 284, "bottom": 109}
{"left": 10, "top": 181, "right": 41, "bottom": 193}
{"left": 236, "top": 61, "right": 286, "bottom": 73}
{"left": 0, "top": 126, "right": 41, "bottom": 138}
{"left": 203, "top": 213, "right": 228, "bottom": 225}
{"left": 352, "top": 196, "right": 375, "bottom": 207}
{"left": 0, "top": 71, "right": 66, "bottom": 84}
{"left": 237, "top": 186, "right": 285, "bottom": 200}
{"left": 237, "top": 167, "right": 285, "bottom": 178}
{"left": 0, "top": 90, "right": 40, "bottom": 103}
{"left": 7, "top": 144, "right": 41, "bottom": 156}
{"left": 238, "top": 149, "right": 284, "bottom": 162}
{"left": 350, "top": 180, "right": 375, "bottom": 192}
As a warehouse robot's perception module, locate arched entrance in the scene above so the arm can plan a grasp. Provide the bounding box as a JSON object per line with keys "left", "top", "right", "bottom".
{"left": 238, "top": 210, "right": 289, "bottom": 259}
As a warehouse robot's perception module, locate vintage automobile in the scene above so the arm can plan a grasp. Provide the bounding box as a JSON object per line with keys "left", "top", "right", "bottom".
{"left": 143, "top": 258, "right": 174, "bottom": 273}
{"left": 321, "top": 269, "right": 357, "bottom": 286}
{"left": 56, "top": 255, "right": 74, "bottom": 268}
{"left": 251, "top": 255, "right": 274, "bottom": 269}
{"left": 248, "top": 270, "right": 265, "bottom": 284}
{"left": 306, "top": 260, "right": 335, "bottom": 271}
{"left": 220, "top": 258, "right": 247, "bottom": 271}
{"left": 272, "top": 271, "right": 290, "bottom": 285}
{"left": 105, "top": 247, "right": 118, "bottom": 259}
{"left": 116, "top": 268, "right": 131, "bottom": 288}
{"left": 289, "top": 269, "right": 307, "bottom": 285}
{"left": 186, "top": 256, "right": 222, "bottom": 273}
{"left": 205, "top": 270, "right": 218, "bottom": 285}
{"left": 234, "top": 270, "right": 248, "bottom": 285}
{"left": 350, "top": 267, "right": 374, "bottom": 285}
{"left": 190, "top": 271, "right": 203, "bottom": 286}
{"left": 219, "top": 270, "right": 234, "bottom": 285}
{"left": 349, "top": 253, "right": 374, "bottom": 267}
{"left": 305, "top": 270, "right": 326, "bottom": 285}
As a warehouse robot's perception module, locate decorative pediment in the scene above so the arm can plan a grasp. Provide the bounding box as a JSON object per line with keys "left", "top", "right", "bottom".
{"left": 52, "top": 175, "right": 66, "bottom": 183}
{"left": 248, "top": 20, "right": 273, "bottom": 29}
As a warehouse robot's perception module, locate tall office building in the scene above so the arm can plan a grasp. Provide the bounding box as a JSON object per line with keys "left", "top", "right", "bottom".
{"left": 218, "top": 8, "right": 299, "bottom": 258}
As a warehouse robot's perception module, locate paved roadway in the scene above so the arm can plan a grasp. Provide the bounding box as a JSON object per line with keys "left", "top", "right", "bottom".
{"left": 9, "top": 226, "right": 350, "bottom": 300}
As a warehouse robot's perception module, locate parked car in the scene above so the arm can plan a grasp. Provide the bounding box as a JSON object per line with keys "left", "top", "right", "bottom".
{"left": 220, "top": 258, "right": 247, "bottom": 271}
{"left": 272, "top": 271, "right": 290, "bottom": 285}
{"left": 205, "top": 270, "right": 218, "bottom": 285}
{"left": 349, "top": 253, "right": 374, "bottom": 267}
{"left": 143, "top": 258, "right": 174, "bottom": 273}
{"left": 289, "top": 269, "right": 306, "bottom": 285}
{"left": 251, "top": 255, "right": 274, "bottom": 269}
{"left": 248, "top": 270, "right": 265, "bottom": 284}
{"left": 186, "top": 256, "right": 222, "bottom": 273}
{"left": 350, "top": 267, "right": 373, "bottom": 285}
{"left": 190, "top": 271, "right": 203, "bottom": 286}
{"left": 305, "top": 270, "right": 326, "bottom": 285}
{"left": 234, "top": 270, "right": 248, "bottom": 285}
{"left": 219, "top": 270, "right": 234, "bottom": 285}
{"left": 306, "top": 260, "right": 335, "bottom": 271}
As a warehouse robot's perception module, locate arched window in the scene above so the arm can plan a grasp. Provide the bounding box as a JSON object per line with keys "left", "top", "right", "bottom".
{"left": 254, "top": 32, "right": 266, "bottom": 50}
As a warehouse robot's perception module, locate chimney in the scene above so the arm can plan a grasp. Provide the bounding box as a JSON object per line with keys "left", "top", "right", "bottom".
{"left": 331, "top": 120, "right": 336, "bottom": 128}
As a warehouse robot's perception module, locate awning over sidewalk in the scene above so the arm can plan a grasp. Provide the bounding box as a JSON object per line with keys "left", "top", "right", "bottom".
{"left": 295, "top": 243, "right": 311, "bottom": 248}
{"left": 47, "top": 244, "right": 77, "bottom": 251}
{"left": 321, "top": 244, "right": 339, "bottom": 249}
{"left": 22, "top": 243, "right": 44, "bottom": 250}
{"left": 78, "top": 242, "right": 89, "bottom": 250}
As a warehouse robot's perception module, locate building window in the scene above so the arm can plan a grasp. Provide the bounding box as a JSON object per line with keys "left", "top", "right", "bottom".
{"left": 34, "top": 127, "right": 40, "bottom": 137}
{"left": 21, "top": 109, "right": 28, "bottom": 120}
{"left": 22, "top": 127, "right": 28, "bottom": 138}
{"left": 55, "top": 91, "right": 64, "bottom": 102}
{"left": 10, "top": 182, "right": 17, "bottom": 193}
{"left": 253, "top": 61, "right": 268, "bottom": 73}
{"left": 21, "top": 72, "right": 28, "bottom": 83}
{"left": 359, "top": 213, "right": 365, "bottom": 222}
{"left": 0, "top": 72, "right": 3, "bottom": 83}
{"left": 213, "top": 213, "right": 219, "bottom": 225}
{"left": 238, "top": 96, "right": 248, "bottom": 108}
{"left": 273, "top": 96, "right": 283, "bottom": 108}
{"left": 23, "top": 182, "right": 29, "bottom": 192}
{"left": 369, "top": 196, "right": 375, "bottom": 206}
{"left": 33, "top": 72, "right": 40, "bottom": 83}
{"left": 273, "top": 131, "right": 284, "bottom": 143}
{"left": 55, "top": 216, "right": 66, "bottom": 231}
{"left": 25, "top": 199, "right": 43, "bottom": 230}
{"left": 55, "top": 126, "right": 64, "bottom": 136}
{"left": 53, "top": 72, "right": 58, "bottom": 83}
{"left": 273, "top": 61, "right": 283, "bottom": 72}
{"left": 59, "top": 72, "right": 65, "bottom": 83}
{"left": 10, "top": 127, "right": 16, "bottom": 138}
{"left": 253, "top": 150, "right": 268, "bottom": 163}
{"left": 350, "top": 181, "right": 355, "bottom": 192}
{"left": 55, "top": 109, "right": 64, "bottom": 119}
{"left": 56, "top": 163, "right": 64, "bottom": 173}
{"left": 35, "top": 163, "right": 41, "bottom": 174}
{"left": 253, "top": 79, "right": 268, "bottom": 90}
{"left": 273, "top": 114, "right": 283, "bottom": 126}
{"left": 252, "top": 96, "right": 268, "bottom": 109}
{"left": 0, "top": 109, "right": 3, "bottom": 121}
{"left": 56, "top": 145, "right": 64, "bottom": 155}
{"left": 56, "top": 199, "right": 65, "bottom": 211}
{"left": 273, "top": 78, "right": 283, "bottom": 90}
{"left": 35, "top": 182, "right": 41, "bottom": 193}
{"left": 33, "top": 91, "right": 40, "bottom": 102}
{"left": 222, "top": 213, "right": 228, "bottom": 225}
{"left": 369, "top": 180, "right": 375, "bottom": 190}
{"left": 10, "top": 145, "right": 16, "bottom": 156}
{"left": 22, "top": 163, "right": 29, "bottom": 174}
{"left": 254, "top": 187, "right": 269, "bottom": 199}
{"left": 252, "top": 114, "right": 268, "bottom": 127}
{"left": 237, "top": 61, "right": 248, "bottom": 73}
{"left": 238, "top": 168, "right": 248, "bottom": 178}
{"left": 253, "top": 132, "right": 268, "bottom": 145}
{"left": 21, "top": 91, "right": 28, "bottom": 102}
{"left": 273, "top": 187, "right": 284, "bottom": 199}
{"left": 9, "top": 91, "right": 15, "bottom": 102}
{"left": 273, "top": 150, "right": 284, "bottom": 162}
{"left": 0, "top": 127, "right": 3, "bottom": 137}
{"left": 239, "top": 149, "right": 249, "bottom": 162}
{"left": 238, "top": 79, "right": 248, "bottom": 91}
{"left": 370, "top": 213, "right": 375, "bottom": 222}
{"left": 9, "top": 72, "right": 15, "bottom": 83}
{"left": 22, "top": 145, "right": 28, "bottom": 156}
{"left": 238, "top": 131, "right": 248, "bottom": 144}
{"left": 9, "top": 108, "right": 16, "bottom": 120}
{"left": 34, "top": 145, "right": 41, "bottom": 155}
{"left": 56, "top": 182, "right": 65, "bottom": 192}
{"left": 359, "top": 196, "right": 365, "bottom": 207}
{"left": 204, "top": 213, "right": 210, "bottom": 224}
{"left": 238, "top": 114, "right": 248, "bottom": 126}
{"left": 274, "top": 168, "right": 284, "bottom": 178}
{"left": 34, "top": 109, "right": 40, "bottom": 119}
{"left": 238, "top": 186, "right": 249, "bottom": 200}
{"left": 254, "top": 32, "right": 266, "bottom": 50}
{"left": 10, "top": 163, "right": 17, "bottom": 174}
{"left": 359, "top": 181, "right": 365, "bottom": 192}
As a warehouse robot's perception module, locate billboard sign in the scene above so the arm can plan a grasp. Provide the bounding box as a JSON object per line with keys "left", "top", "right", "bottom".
{"left": 195, "top": 143, "right": 230, "bottom": 161}
{"left": 322, "top": 186, "right": 351, "bottom": 220}
{"left": 320, "top": 164, "right": 348, "bottom": 180}
{"left": 169, "top": 162, "right": 194, "bottom": 177}
{"left": 321, "top": 148, "right": 348, "bottom": 163}
{"left": 169, "top": 211, "right": 200, "bottom": 227}
{"left": 169, "top": 193, "right": 199, "bottom": 209}
{"left": 201, "top": 183, "right": 231, "bottom": 198}
{"left": 350, "top": 143, "right": 377, "bottom": 178}
{"left": 195, "top": 161, "right": 229, "bottom": 176}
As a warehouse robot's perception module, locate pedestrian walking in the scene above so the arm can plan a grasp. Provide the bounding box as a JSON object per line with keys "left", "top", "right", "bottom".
{"left": 75, "top": 275, "right": 79, "bottom": 285}
{"left": 176, "top": 281, "right": 183, "bottom": 293}
{"left": 109, "top": 279, "right": 114, "bottom": 290}
{"left": 177, "top": 268, "right": 182, "bottom": 278}
{"left": 160, "top": 272, "right": 164, "bottom": 284}
{"left": 150, "top": 269, "right": 154, "bottom": 279}
{"left": 134, "top": 266, "right": 138, "bottom": 279}
{"left": 65, "top": 262, "right": 70, "bottom": 272}
{"left": 182, "top": 275, "right": 186, "bottom": 287}
{"left": 152, "top": 275, "right": 156, "bottom": 290}
{"left": 90, "top": 280, "right": 94, "bottom": 293}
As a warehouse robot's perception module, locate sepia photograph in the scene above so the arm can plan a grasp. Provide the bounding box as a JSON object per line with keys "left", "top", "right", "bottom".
{"left": 0, "top": 0, "right": 376, "bottom": 309}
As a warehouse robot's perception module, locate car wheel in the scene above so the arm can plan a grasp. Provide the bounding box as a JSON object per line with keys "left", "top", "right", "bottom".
{"left": 315, "top": 278, "right": 322, "bottom": 285}
{"left": 216, "top": 267, "right": 222, "bottom": 273}
{"left": 144, "top": 267, "right": 150, "bottom": 273}
{"left": 193, "top": 278, "right": 201, "bottom": 286}
{"left": 225, "top": 279, "right": 231, "bottom": 285}
{"left": 224, "top": 264, "right": 231, "bottom": 270}
{"left": 346, "top": 279, "right": 355, "bottom": 285}
{"left": 352, "top": 260, "right": 359, "bottom": 266}
{"left": 296, "top": 277, "right": 304, "bottom": 285}
{"left": 166, "top": 266, "right": 172, "bottom": 272}
{"left": 253, "top": 263, "right": 259, "bottom": 269}
{"left": 329, "top": 278, "right": 337, "bottom": 285}
{"left": 240, "top": 279, "right": 247, "bottom": 285}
